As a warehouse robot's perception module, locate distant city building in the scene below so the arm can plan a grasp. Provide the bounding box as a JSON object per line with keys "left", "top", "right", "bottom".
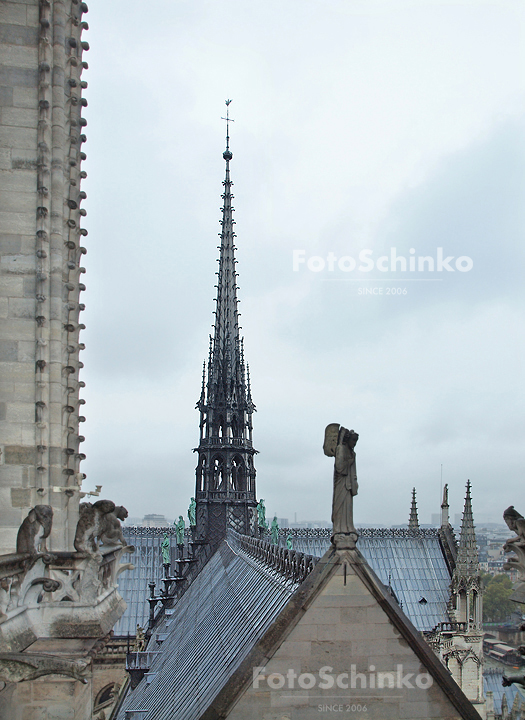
{"left": 142, "top": 514, "right": 171, "bottom": 527}
{"left": 289, "top": 519, "right": 331, "bottom": 528}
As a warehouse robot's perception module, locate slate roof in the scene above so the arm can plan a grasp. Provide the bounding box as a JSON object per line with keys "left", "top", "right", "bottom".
{"left": 483, "top": 667, "right": 525, "bottom": 714}
{"left": 115, "top": 527, "right": 185, "bottom": 637}
{"left": 286, "top": 527, "right": 452, "bottom": 631}
{"left": 115, "top": 526, "right": 452, "bottom": 639}
{"left": 359, "top": 531, "right": 451, "bottom": 631}
{"left": 116, "top": 536, "right": 301, "bottom": 720}
{"left": 120, "top": 539, "right": 481, "bottom": 720}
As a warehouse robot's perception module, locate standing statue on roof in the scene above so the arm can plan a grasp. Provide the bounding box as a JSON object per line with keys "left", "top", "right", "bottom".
{"left": 286, "top": 532, "right": 293, "bottom": 551}
{"left": 175, "top": 516, "right": 185, "bottom": 545}
{"left": 133, "top": 625, "right": 146, "bottom": 651}
{"left": 324, "top": 423, "right": 359, "bottom": 550}
{"left": 270, "top": 516, "right": 279, "bottom": 545}
{"left": 188, "top": 497, "right": 196, "bottom": 528}
{"left": 161, "top": 533, "right": 170, "bottom": 565}
{"left": 257, "top": 499, "right": 268, "bottom": 530}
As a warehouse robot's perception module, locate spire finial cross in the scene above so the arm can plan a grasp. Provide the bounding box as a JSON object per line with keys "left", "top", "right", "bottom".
{"left": 221, "top": 99, "right": 234, "bottom": 153}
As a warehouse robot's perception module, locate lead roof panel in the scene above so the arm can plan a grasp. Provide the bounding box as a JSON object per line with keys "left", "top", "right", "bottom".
{"left": 115, "top": 527, "right": 452, "bottom": 641}
{"left": 287, "top": 529, "right": 451, "bottom": 631}
{"left": 116, "top": 538, "right": 298, "bottom": 720}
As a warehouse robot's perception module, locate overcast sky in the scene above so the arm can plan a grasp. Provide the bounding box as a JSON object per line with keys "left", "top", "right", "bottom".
{"left": 79, "top": 0, "right": 525, "bottom": 528}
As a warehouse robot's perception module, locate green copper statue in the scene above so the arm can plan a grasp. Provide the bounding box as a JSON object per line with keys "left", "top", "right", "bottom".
{"left": 175, "top": 515, "right": 185, "bottom": 545}
{"left": 188, "top": 497, "right": 196, "bottom": 527}
{"left": 286, "top": 532, "right": 293, "bottom": 550}
{"left": 257, "top": 499, "right": 268, "bottom": 529}
{"left": 161, "top": 533, "right": 170, "bottom": 564}
{"left": 270, "top": 516, "right": 279, "bottom": 545}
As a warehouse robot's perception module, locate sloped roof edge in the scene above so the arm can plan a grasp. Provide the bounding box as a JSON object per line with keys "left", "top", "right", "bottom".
{"left": 200, "top": 545, "right": 482, "bottom": 720}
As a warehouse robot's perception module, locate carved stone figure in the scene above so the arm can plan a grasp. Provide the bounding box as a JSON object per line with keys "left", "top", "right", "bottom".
{"left": 16, "top": 505, "right": 53, "bottom": 555}
{"left": 98, "top": 505, "right": 129, "bottom": 549}
{"left": 257, "top": 499, "right": 267, "bottom": 529}
{"left": 133, "top": 625, "right": 146, "bottom": 651}
{"left": 503, "top": 506, "right": 525, "bottom": 600}
{"left": 270, "top": 516, "right": 279, "bottom": 545}
{"left": 286, "top": 533, "right": 293, "bottom": 550}
{"left": 175, "top": 516, "right": 185, "bottom": 545}
{"left": 74, "top": 500, "right": 132, "bottom": 559}
{"left": 0, "top": 577, "right": 14, "bottom": 622}
{"left": 188, "top": 497, "right": 196, "bottom": 527}
{"left": 75, "top": 500, "right": 114, "bottom": 557}
{"left": 324, "top": 423, "right": 359, "bottom": 550}
{"left": 161, "top": 533, "right": 170, "bottom": 564}
{"left": 0, "top": 653, "right": 89, "bottom": 683}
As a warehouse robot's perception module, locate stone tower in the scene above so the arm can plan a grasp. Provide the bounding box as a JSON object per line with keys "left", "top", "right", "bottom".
{"left": 0, "top": 5, "right": 129, "bottom": 717}
{"left": 194, "top": 106, "right": 258, "bottom": 545}
{"left": 0, "top": 0, "right": 89, "bottom": 555}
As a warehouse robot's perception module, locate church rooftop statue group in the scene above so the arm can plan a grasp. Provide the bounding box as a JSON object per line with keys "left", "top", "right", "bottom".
{"left": 160, "top": 497, "right": 198, "bottom": 564}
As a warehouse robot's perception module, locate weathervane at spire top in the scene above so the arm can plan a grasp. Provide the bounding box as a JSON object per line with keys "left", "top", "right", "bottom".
{"left": 221, "top": 99, "right": 234, "bottom": 160}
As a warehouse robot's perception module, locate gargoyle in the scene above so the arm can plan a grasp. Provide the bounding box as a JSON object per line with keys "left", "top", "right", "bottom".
{"left": 74, "top": 500, "right": 115, "bottom": 559}
{"left": 16, "top": 505, "right": 53, "bottom": 555}
{"left": 74, "top": 500, "right": 133, "bottom": 559}
{"left": 0, "top": 653, "right": 89, "bottom": 683}
{"left": 99, "top": 505, "right": 131, "bottom": 549}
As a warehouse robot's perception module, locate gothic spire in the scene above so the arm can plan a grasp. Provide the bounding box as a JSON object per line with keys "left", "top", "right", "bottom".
{"left": 205, "top": 99, "right": 246, "bottom": 406}
{"left": 408, "top": 488, "right": 419, "bottom": 530}
{"left": 193, "top": 102, "right": 258, "bottom": 544}
{"left": 455, "top": 480, "right": 479, "bottom": 577}
{"left": 441, "top": 482, "right": 450, "bottom": 528}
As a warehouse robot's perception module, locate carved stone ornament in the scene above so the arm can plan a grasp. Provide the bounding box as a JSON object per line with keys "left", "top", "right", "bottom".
{"left": 324, "top": 424, "right": 359, "bottom": 550}
{"left": 503, "top": 506, "right": 525, "bottom": 604}
{"left": 502, "top": 672, "right": 525, "bottom": 689}
{"left": 16, "top": 505, "right": 53, "bottom": 555}
{"left": 74, "top": 500, "right": 134, "bottom": 560}
{"left": 0, "top": 653, "right": 89, "bottom": 684}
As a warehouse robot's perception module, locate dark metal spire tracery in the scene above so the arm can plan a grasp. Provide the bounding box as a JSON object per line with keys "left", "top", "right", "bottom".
{"left": 194, "top": 101, "right": 258, "bottom": 545}
{"left": 207, "top": 102, "right": 242, "bottom": 405}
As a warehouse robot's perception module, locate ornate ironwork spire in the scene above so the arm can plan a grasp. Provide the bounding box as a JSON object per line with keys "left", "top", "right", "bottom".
{"left": 408, "top": 488, "right": 419, "bottom": 530}
{"left": 194, "top": 102, "right": 258, "bottom": 545}
{"left": 206, "top": 99, "right": 243, "bottom": 403}
{"left": 455, "top": 480, "right": 479, "bottom": 576}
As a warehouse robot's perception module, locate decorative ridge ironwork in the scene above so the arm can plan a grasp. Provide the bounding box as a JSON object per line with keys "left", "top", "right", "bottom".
{"left": 358, "top": 527, "right": 440, "bottom": 538}
{"left": 228, "top": 529, "right": 318, "bottom": 585}
{"left": 123, "top": 526, "right": 191, "bottom": 537}
{"left": 266, "top": 527, "right": 440, "bottom": 539}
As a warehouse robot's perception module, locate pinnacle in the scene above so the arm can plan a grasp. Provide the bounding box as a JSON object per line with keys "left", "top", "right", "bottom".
{"left": 455, "top": 480, "right": 479, "bottom": 575}
{"left": 408, "top": 487, "right": 419, "bottom": 530}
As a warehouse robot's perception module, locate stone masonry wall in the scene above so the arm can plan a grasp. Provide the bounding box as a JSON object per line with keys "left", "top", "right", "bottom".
{"left": 0, "top": 0, "right": 89, "bottom": 554}
{"left": 228, "top": 562, "right": 465, "bottom": 720}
